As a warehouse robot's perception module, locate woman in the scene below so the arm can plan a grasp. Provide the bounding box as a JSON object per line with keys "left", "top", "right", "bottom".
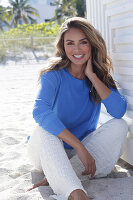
{"left": 27, "top": 17, "right": 128, "bottom": 200}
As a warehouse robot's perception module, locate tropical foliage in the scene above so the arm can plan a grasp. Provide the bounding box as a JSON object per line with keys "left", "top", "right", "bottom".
{"left": 0, "top": 22, "right": 60, "bottom": 63}
{"left": 6, "top": 0, "right": 39, "bottom": 27}
{"left": 0, "top": 0, "right": 86, "bottom": 62}
{"left": 0, "top": 6, "right": 10, "bottom": 31}
{"left": 52, "top": 0, "right": 76, "bottom": 24}
{"left": 75, "top": 0, "right": 86, "bottom": 17}
{"left": 51, "top": 0, "right": 86, "bottom": 24}
{"left": 2, "top": 21, "right": 60, "bottom": 38}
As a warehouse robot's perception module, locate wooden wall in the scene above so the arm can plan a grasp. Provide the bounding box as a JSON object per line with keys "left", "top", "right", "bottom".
{"left": 86, "top": 0, "right": 133, "bottom": 165}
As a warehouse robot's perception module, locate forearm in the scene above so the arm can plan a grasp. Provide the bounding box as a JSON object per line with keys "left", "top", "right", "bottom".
{"left": 88, "top": 73, "right": 111, "bottom": 100}
{"left": 58, "top": 128, "right": 96, "bottom": 177}
{"left": 58, "top": 128, "right": 84, "bottom": 151}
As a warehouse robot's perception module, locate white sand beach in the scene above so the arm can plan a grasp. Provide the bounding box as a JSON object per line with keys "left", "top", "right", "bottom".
{"left": 0, "top": 62, "right": 133, "bottom": 200}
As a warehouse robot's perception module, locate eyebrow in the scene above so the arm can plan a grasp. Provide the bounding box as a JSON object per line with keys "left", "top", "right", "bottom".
{"left": 65, "top": 38, "right": 88, "bottom": 42}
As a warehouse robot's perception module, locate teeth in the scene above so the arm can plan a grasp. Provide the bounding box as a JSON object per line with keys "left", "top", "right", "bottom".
{"left": 73, "top": 55, "right": 83, "bottom": 58}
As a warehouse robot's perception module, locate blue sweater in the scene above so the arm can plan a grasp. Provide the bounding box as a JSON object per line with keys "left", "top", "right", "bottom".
{"left": 33, "top": 67, "right": 127, "bottom": 149}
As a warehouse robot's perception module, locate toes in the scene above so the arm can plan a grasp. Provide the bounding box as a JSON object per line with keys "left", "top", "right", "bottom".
{"left": 27, "top": 179, "right": 49, "bottom": 192}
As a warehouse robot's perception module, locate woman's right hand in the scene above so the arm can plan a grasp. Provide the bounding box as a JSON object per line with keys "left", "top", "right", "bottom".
{"left": 76, "top": 145, "right": 96, "bottom": 178}
{"left": 57, "top": 128, "right": 96, "bottom": 178}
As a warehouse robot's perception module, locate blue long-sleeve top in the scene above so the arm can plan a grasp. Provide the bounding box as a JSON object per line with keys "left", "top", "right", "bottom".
{"left": 33, "top": 67, "right": 127, "bottom": 149}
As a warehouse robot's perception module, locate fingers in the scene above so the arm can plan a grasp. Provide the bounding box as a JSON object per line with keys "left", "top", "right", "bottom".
{"left": 82, "top": 159, "right": 96, "bottom": 177}
{"left": 82, "top": 164, "right": 91, "bottom": 176}
{"left": 91, "top": 159, "right": 96, "bottom": 178}
{"left": 88, "top": 56, "right": 92, "bottom": 61}
{"left": 82, "top": 170, "right": 88, "bottom": 176}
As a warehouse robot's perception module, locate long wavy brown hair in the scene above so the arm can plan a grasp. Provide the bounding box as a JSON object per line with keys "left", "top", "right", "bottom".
{"left": 39, "top": 17, "right": 117, "bottom": 103}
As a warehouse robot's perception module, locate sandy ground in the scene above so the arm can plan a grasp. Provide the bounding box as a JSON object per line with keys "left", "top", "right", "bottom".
{"left": 0, "top": 62, "right": 133, "bottom": 200}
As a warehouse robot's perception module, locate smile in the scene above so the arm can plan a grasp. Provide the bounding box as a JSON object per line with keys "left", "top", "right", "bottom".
{"left": 72, "top": 54, "right": 84, "bottom": 59}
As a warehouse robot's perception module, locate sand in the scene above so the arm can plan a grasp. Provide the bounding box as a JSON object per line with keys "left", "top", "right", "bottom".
{"left": 0, "top": 62, "right": 133, "bottom": 200}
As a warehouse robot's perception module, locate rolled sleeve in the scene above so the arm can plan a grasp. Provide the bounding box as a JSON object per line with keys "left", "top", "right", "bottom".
{"left": 101, "top": 89, "right": 127, "bottom": 118}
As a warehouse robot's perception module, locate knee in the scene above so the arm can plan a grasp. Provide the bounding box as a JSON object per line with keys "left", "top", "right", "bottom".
{"left": 116, "top": 118, "right": 128, "bottom": 131}
{"left": 112, "top": 118, "right": 128, "bottom": 136}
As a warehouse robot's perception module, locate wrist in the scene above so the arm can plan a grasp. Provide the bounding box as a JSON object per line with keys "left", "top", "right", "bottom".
{"left": 87, "top": 73, "right": 96, "bottom": 81}
{"left": 74, "top": 142, "right": 85, "bottom": 152}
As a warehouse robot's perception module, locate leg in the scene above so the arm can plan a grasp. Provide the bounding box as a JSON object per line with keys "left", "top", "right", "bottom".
{"left": 70, "top": 118, "right": 128, "bottom": 178}
{"left": 27, "top": 125, "right": 42, "bottom": 171}
{"left": 27, "top": 125, "right": 87, "bottom": 199}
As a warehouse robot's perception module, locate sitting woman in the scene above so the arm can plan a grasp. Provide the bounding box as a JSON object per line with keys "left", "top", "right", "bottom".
{"left": 27, "top": 17, "right": 128, "bottom": 200}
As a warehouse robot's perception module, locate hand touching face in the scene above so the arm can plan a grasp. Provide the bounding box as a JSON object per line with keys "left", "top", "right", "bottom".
{"left": 84, "top": 56, "right": 94, "bottom": 78}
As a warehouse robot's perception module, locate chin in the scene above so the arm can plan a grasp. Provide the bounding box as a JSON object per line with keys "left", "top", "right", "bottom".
{"left": 72, "top": 60, "right": 87, "bottom": 65}
{"left": 70, "top": 57, "right": 89, "bottom": 66}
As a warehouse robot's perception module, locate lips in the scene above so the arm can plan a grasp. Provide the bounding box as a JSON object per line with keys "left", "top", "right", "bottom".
{"left": 72, "top": 54, "right": 84, "bottom": 59}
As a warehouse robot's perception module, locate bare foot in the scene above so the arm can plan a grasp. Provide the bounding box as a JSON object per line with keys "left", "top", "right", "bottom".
{"left": 27, "top": 178, "right": 49, "bottom": 192}
{"left": 69, "top": 189, "right": 90, "bottom": 200}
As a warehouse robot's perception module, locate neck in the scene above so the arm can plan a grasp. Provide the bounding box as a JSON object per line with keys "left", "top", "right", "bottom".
{"left": 68, "top": 63, "right": 86, "bottom": 80}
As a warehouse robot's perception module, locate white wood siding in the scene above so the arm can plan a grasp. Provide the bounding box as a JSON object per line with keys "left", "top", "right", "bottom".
{"left": 29, "top": 0, "right": 56, "bottom": 23}
{"left": 86, "top": 0, "right": 133, "bottom": 165}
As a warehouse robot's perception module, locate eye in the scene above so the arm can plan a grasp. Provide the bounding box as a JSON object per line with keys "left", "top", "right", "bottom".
{"left": 66, "top": 42, "right": 73, "bottom": 45}
{"left": 81, "top": 41, "right": 88, "bottom": 44}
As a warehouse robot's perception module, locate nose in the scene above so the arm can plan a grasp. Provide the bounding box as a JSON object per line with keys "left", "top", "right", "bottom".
{"left": 73, "top": 43, "right": 81, "bottom": 51}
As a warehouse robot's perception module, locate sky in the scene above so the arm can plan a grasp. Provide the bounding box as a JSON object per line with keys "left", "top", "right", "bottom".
{"left": 0, "top": 0, "right": 10, "bottom": 7}
{"left": 0, "top": 0, "right": 52, "bottom": 6}
{"left": 0, "top": 0, "right": 43, "bottom": 7}
{"left": 0, "top": 0, "right": 56, "bottom": 23}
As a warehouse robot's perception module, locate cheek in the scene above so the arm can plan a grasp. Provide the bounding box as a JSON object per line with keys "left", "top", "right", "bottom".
{"left": 83, "top": 45, "right": 91, "bottom": 54}
{"left": 64, "top": 46, "right": 72, "bottom": 55}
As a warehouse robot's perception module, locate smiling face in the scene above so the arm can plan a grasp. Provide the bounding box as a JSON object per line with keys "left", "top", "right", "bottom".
{"left": 64, "top": 28, "right": 91, "bottom": 67}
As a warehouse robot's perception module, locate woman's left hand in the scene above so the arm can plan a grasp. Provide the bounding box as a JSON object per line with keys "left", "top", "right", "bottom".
{"left": 84, "top": 56, "right": 94, "bottom": 79}
{"left": 76, "top": 145, "right": 96, "bottom": 178}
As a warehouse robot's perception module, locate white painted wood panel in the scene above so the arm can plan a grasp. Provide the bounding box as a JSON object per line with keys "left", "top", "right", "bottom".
{"left": 86, "top": 0, "right": 133, "bottom": 165}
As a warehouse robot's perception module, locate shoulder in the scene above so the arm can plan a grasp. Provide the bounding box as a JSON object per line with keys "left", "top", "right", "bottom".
{"left": 40, "top": 68, "right": 64, "bottom": 88}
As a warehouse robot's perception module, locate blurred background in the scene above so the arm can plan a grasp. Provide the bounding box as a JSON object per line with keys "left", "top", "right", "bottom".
{"left": 0, "top": 0, "right": 86, "bottom": 64}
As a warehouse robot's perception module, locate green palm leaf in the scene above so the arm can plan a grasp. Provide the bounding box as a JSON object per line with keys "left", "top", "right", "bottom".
{"left": 0, "top": 5, "right": 10, "bottom": 30}
{"left": 7, "top": 0, "right": 39, "bottom": 27}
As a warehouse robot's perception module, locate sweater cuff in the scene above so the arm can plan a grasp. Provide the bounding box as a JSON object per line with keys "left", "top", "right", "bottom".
{"left": 101, "top": 90, "right": 114, "bottom": 106}
{"left": 41, "top": 117, "right": 66, "bottom": 136}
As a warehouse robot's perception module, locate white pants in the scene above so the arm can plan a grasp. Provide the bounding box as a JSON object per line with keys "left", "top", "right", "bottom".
{"left": 27, "top": 118, "right": 128, "bottom": 200}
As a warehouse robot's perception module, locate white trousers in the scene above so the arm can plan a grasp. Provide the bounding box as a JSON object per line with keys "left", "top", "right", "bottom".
{"left": 27, "top": 118, "right": 128, "bottom": 200}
